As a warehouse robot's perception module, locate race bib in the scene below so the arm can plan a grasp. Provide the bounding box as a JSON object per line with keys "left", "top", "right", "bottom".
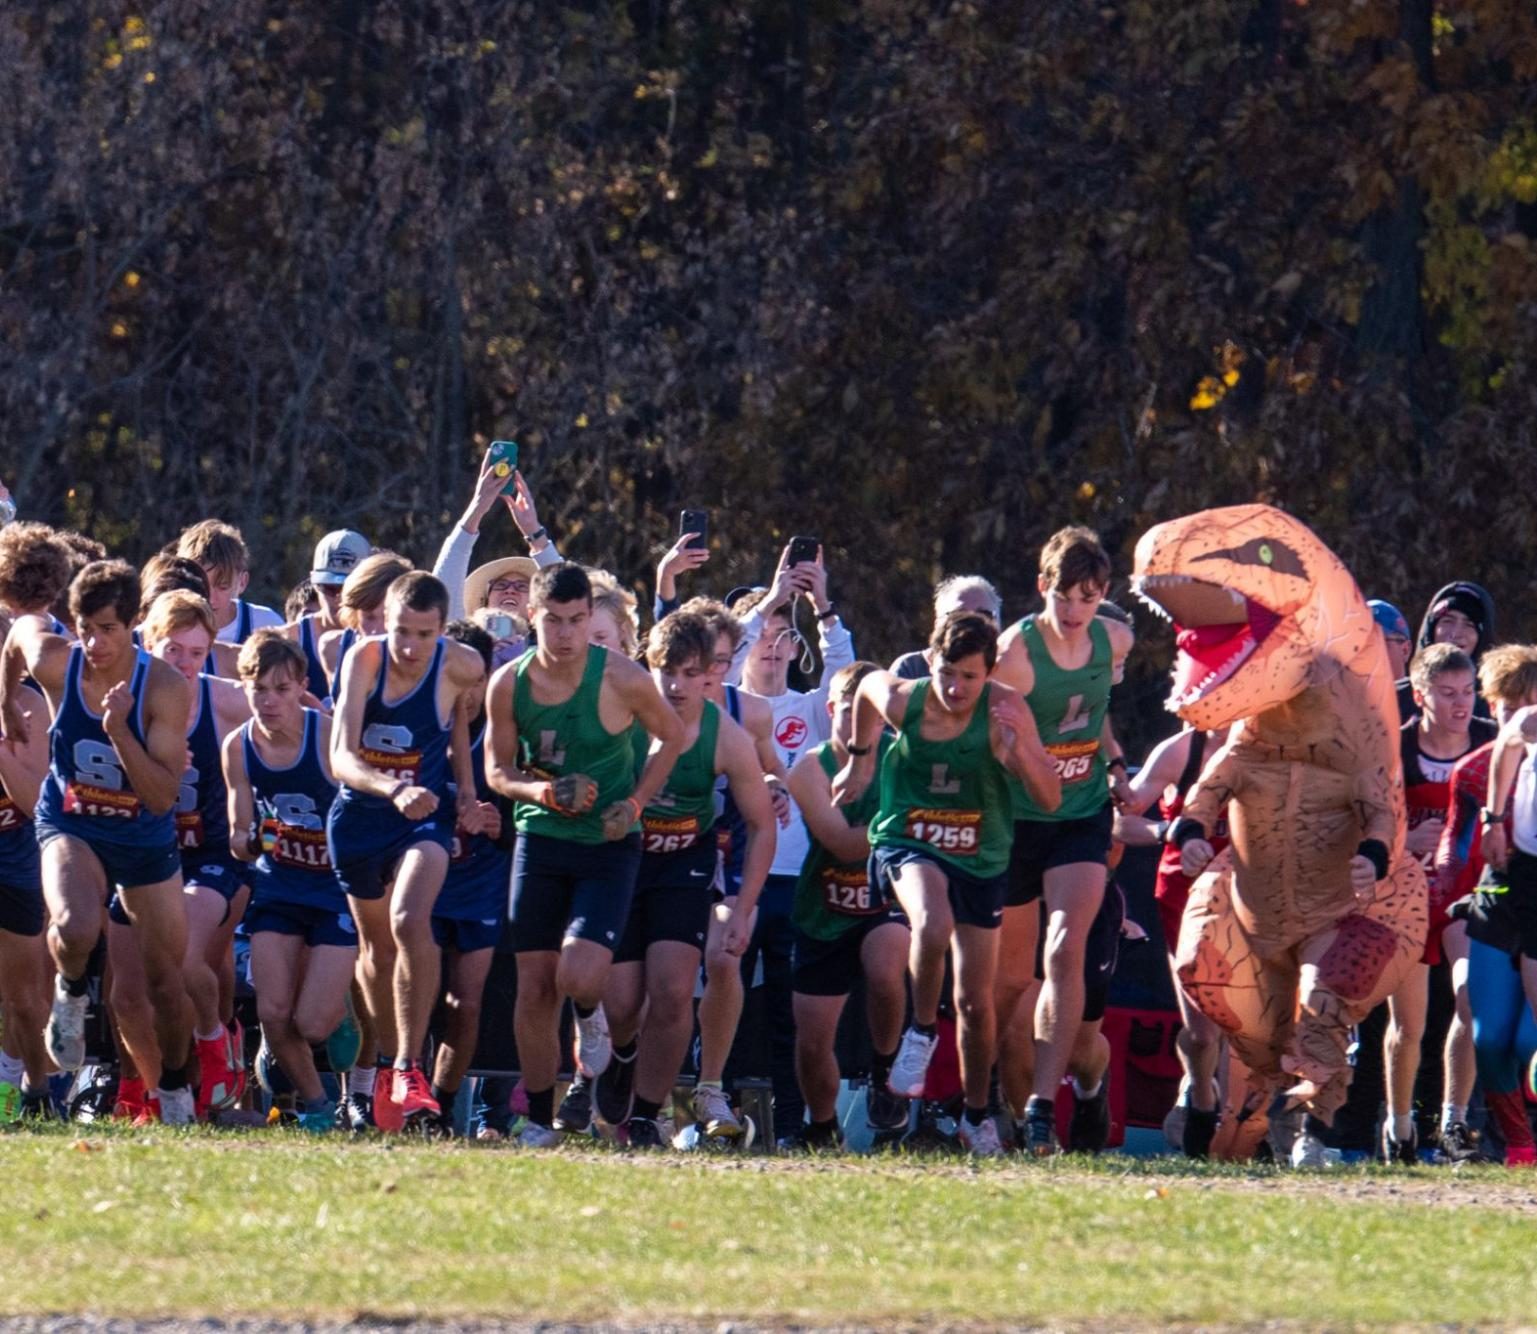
{"left": 643, "top": 813, "right": 701, "bottom": 855}
{"left": 63, "top": 782, "right": 141, "bottom": 821}
{"left": 360, "top": 744, "right": 421, "bottom": 787}
{"left": 904, "top": 808, "right": 982, "bottom": 856}
{"left": 272, "top": 826, "right": 332, "bottom": 871}
{"left": 176, "top": 810, "right": 205, "bottom": 850}
{"left": 821, "top": 865, "right": 878, "bottom": 916}
{"left": 1047, "top": 739, "right": 1099, "bottom": 784}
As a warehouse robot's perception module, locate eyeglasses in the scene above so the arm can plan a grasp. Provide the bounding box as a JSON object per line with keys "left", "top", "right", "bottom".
{"left": 489, "top": 578, "right": 530, "bottom": 595}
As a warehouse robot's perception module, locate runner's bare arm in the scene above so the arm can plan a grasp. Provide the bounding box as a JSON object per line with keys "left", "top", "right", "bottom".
{"left": 0, "top": 682, "right": 48, "bottom": 816}
{"left": 788, "top": 743, "right": 869, "bottom": 864}
{"left": 328, "top": 639, "right": 399, "bottom": 800}
{"left": 221, "top": 728, "right": 257, "bottom": 862}
{"left": 483, "top": 660, "right": 553, "bottom": 806}
{"left": 717, "top": 716, "right": 777, "bottom": 921}
{"left": 108, "top": 658, "right": 192, "bottom": 816}
{"left": 0, "top": 616, "right": 70, "bottom": 743}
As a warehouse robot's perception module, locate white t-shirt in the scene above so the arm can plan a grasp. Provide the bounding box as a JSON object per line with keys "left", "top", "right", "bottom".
{"left": 1511, "top": 743, "right": 1537, "bottom": 857}
{"left": 216, "top": 598, "right": 284, "bottom": 644}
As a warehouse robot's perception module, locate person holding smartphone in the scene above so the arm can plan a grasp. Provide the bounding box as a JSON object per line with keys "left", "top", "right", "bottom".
{"left": 434, "top": 446, "right": 565, "bottom": 624}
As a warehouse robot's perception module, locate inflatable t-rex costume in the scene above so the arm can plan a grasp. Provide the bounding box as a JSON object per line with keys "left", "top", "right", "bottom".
{"left": 1132, "top": 505, "right": 1426, "bottom": 1141}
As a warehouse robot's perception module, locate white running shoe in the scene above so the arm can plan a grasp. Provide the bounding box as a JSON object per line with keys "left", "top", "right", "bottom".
{"left": 158, "top": 1086, "right": 197, "bottom": 1127}
{"left": 958, "top": 1115, "right": 1004, "bottom": 1158}
{"left": 1290, "top": 1132, "right": 1329, "bottom": 1169}
{"left": 888, "top": 1026, "right": 939, "bottom": 1098}
{"left": 691, "top": 1084, "right": 744, "bottom": 1139}
{"left": 46, "top": 976, "right": 88, "bottom": 1072}
{"left": 515, "top": 1120, "right": 562, "bottom": 1149}
{"left": 574, "top": 1004, "right": 612, "bottom": 1078}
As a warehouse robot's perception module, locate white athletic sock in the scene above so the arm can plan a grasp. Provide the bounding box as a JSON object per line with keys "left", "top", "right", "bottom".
{"left": 0, "top": 1052, "right": 23, "bottom": 1085}
{"left": 1442, "top": 1102, "right": 1467, "bottom": 1131}
{"left": 1392, "top": 1113, "right": 1415, "bottom": 1140}
{"left": 1071, "top": 1075, "right": 1102, "bottom": 1100}
{"left": 350, "top": 1066, "right": 377, "bottom": 1097}
{"left": 195, "top": 1025, "right": 225, "bottom": 1044}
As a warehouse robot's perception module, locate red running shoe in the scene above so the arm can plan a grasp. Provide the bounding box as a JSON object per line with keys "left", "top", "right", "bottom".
{"left": 391, "top": 1064, "right": 441, "bottom": 1122}
{"left": 196, "top": 1031, "right": 235, "bottom": 1116}
{"left": 373, "top": 1068, "right": 405, "bottom": 1133}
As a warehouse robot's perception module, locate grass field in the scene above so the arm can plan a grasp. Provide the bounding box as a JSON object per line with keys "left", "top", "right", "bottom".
{"left": 5, "top": 1123, "right": 1537, "bottom": 1327}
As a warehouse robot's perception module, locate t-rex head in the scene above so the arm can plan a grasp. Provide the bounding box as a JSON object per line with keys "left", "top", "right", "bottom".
{"left": 1132, "top": 504, "right": 1378, "bottom": 730}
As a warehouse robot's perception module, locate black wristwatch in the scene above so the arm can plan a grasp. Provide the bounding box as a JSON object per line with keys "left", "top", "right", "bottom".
{"left": 816, "top": 602, "right": 839, "bottom": 621}
{"left": 1480, "top": 806, "right": 1501, "bottom": 827}
{"left": 847, "top": 742, "right": 871, "bottom": 756}
{"left": 1108, "top": 756, "right": 1128, "bottom": 774}
{"left": 525, "top": 525, "right": 548, "bottom": 545}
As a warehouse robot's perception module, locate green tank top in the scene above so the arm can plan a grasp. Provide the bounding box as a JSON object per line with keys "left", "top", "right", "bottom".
{"left": 1013, "top": 615, "right": 1112, "bottom": 822}
{"left": 869, "top": 680, "right": 1014, "bottom": 879}
{"left": 512, "top": 644, "right": 637, "bottom": 844}
{"left": 638, "top": 701, "right": 719, "bottom": 855}
{"left": 793, "top": 738, "right": 889, "bottom": 941}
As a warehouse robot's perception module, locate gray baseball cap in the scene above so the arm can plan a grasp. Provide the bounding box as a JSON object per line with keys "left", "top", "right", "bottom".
{"left": 310, "top": 529, "right": 371, "bottom": 586}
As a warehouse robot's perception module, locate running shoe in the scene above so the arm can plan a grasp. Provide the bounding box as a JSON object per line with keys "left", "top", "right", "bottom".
{"left": 1506, "top": 1144, "right": 1536, "bottom": 1167}
{"left": 158, "top": 1085, "right": 197, "bottom": 1126}
{"left": 626, "top": 1116, "right": 669, "bottom": 1151}
{"left": 1435, "top": 1121, "right": 1479, "bottom": 1165}
{"left": 297, "top": 1099, "right": 339, "bottom": 1134}
{"left": 1022, "top": 1096, "right": 1059, "bottom": 1158}
{"left": 225, "top": 1017, "right": 248, "bottom": 1107}
{"left": 0, "top": 1081, "right": 20, "bottom": 1124}
{"left": 888, "top": 1026, "right": 939, "bottom": 1099}
{"left": 554, "top": 1074, "right": 594, "bottom": 1134}
{"left": 114, "top": 1075, "right": 150, "bottom": 1123}
{"left": 1067, "top": 1073, "right": 1111, "bottom": 1154}
{"left": 373, "top": 1069, "right": 405, "bottom": 1133}
{"left": 691, "top": 1084, "right": 744, "bottom": 1140}
{"left": 196, "top": 1031, "right": 236, "bottom": 1116}
{"left": 514, "top": 1119, "right": 562, "bottom": 1149}
{"left": 574, "top": 1004, "right": 612, "bottom": 1078}
{"left": 865, "top": 1082, "right": 912, "bottom": 1134}
{"left": 474, "top": 1124, "right": 506, "bottom": 1143}
{"left": 958, "top": 1115, "right": 1004, "bottom": 1158}
{"left": 45, "top": 976, "right": 88, "bottom": 1072}
{"left": 391, "top": 1065, "right": 440, "bottom": 1122}
{"left": 19, "top": 1091, "right": 51, "bottom": 1121}
{"left": 1382, "top": 1122, "right": 1418, "bottom": 1166}
{"left": 342, "top": 1091, "right": 375, "bottom": 1134}
{"left": 595, "top": 1048, "right": 637, "bottom": 1126}
{"left": 778, "top": 1121, "right": 844, "bottom": 1153}
{"left": 419, "top": 1108, "right": 456, "bottom": 1139}
{"left": 1290, "top": 1132, "right": 1329, "bottom": 1168}
{"left": 325, "top": 1003, "right": 362, "bottom": 1074}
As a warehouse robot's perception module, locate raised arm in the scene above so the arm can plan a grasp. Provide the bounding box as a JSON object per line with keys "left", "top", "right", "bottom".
{"left": 433, "top": 450, "right": 507, "bottom": 622}
{"left": 1481, "top": 707, "right": 1537, "bottom": 871}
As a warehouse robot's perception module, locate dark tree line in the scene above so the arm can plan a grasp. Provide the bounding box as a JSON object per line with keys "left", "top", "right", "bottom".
{"left": 6, "top": 1, "right": 1537, "bottom": 753}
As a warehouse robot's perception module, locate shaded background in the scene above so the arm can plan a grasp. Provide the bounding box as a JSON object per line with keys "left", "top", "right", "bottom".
{"left": 7, "top": 0, "right": 1536, "bottom": 756}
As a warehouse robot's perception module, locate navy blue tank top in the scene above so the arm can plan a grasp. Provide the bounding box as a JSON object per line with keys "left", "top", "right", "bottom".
{"left": 298, "top": 615, "right": 332, "bottom": 702}
{"left": 36, "top": 646, "right": 175, "bottom": 850}
{"left": 176, "top": 674, "right": 231, "bottom": 856}
{"left": 244, "top": 709, "right": 342, "bottom": 909}
{"left": 340, "top": 637, "right": 451, "bottom": 807}
{"left": 328, "top": 627, "right": 358, "bottom": 704}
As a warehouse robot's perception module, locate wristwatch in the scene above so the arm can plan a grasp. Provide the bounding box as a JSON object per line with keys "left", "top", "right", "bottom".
{"left": 1479, "top": 806, "right": 1501, "bottom": 827}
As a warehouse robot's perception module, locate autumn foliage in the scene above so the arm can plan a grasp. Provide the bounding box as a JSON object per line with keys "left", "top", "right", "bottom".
{"left": 5, "top": 2, "right": 1536, "bottom": 750}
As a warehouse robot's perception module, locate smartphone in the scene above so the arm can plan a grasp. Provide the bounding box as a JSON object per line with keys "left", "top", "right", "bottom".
{"left": 489, "top": 439, "right": 519, "bottom": 495}
{"left": 787, "top": 535, "right": 820, "bottom": 567}
{"left": 485, "top": 612, "right": 517, "bottom": 641}
{"left": 679, "top": 509, "right": 710, "bottom": 551}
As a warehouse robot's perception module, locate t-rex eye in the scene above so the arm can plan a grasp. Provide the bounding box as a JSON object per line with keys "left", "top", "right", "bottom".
{"left": 1192, "top": 537, "right": 1305, "bottom": 577}
{"left": 1258, "top": 544, "right": 1273, "bottom": 565}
